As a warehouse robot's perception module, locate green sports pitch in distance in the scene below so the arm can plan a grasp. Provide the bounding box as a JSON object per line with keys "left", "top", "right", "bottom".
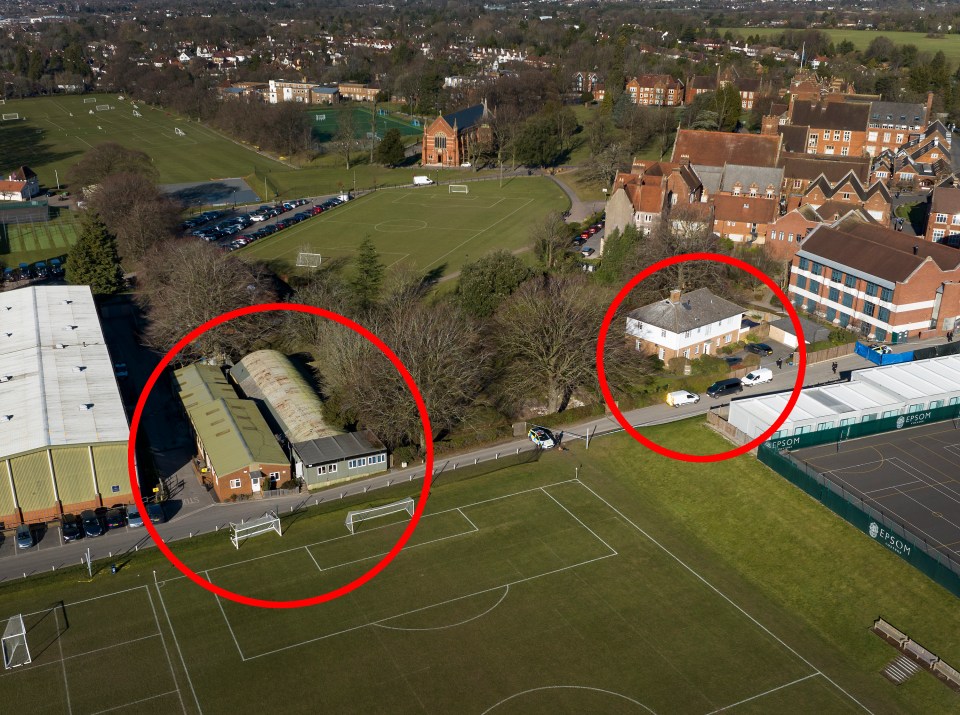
{"left": 237, "top": 177, "right": 569, "bottom": 276}
{"left": 0, "top": 94, "right": 285, "bottom": 188}
{"left": 308, "top": 105, "right": 424, "bottom": 144}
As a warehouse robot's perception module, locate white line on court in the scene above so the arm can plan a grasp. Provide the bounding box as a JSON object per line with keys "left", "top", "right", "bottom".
{"left": 152, "top": 575, "right": 204, "bottom": 714}
{"left": 146, "top": 586, "right": 188, "bottom": 714}
{"left": 54, "top": 607, "right": 72, "bottom": 715}
{"left": 703, "top": 672, "right": 820, "bottom": 715}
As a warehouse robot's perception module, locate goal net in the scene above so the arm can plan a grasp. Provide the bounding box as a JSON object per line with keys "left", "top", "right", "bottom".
{"left": 1, "top": 114, "right": 19, "bottom": 121}
{"left": 345, "top": 497, "right": 415, "bottom": 535}
{"left": 132, "top": 110, "right": 142, "bottom": 117}
{"left": 95, "top": 104, "right": 111, "bottom": 111}
{"left": 175, "top": 128, "right": 186, "bottom": 136}
{"left": 83, "top": 97, "right": 96, "bottom": 103}
{"left": 296, "top": 251, "right": 322, "bottom": 268}
{"left": 2, "top": 614, "right": 30, "bottom": 669}
{"left": 449, "top": 184, "right": 469, "bottom": 194}
{"left": 230, "top": 511, "right": 282, "bottom": 549}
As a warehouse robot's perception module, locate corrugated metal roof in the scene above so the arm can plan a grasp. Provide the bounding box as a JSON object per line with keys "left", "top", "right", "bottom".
{"left": 185, "top": 397, "right": 287, "bottom": 476}
{"left": 292, "top": 431, "right": 385, "bottom": 466}
{"left": 0, "top": 285, "right": 128, "bottom": 460}
{"left": 231, "top": 350, "right": 341, "bottom": 443}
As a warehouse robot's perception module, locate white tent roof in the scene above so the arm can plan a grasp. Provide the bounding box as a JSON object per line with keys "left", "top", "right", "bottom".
{"left": 0, "top": 285, "right": 128, "bottom": 458}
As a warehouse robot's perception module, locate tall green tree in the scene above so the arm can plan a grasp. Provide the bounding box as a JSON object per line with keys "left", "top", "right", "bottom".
{"left": 457, "top": 250, "right": 532, "bottom": 318}
{"left": 65, "top": 211, "right": 125, "bottom": 296}
{"left": 375, "top": 128, "right": 406, "bottom": 166}
{"left": 349, "top": 238, "right": 384, "bottom": 312}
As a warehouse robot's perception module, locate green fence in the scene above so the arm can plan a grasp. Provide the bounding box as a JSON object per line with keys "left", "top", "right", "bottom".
{"left": 766, "top": 403, "right": 960, "bottom": 452}
{"left": 758, "top": 444, "right": 960, "bottom": 598}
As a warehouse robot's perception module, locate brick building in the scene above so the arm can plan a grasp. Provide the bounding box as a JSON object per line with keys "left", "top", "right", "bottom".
{"left": 788, "top": 218, "right": 960, "bottom": 341}
{"left": 421, "top": 101, "right": 493, "bottom": 167}
{"left": 778, "top": 153, "right": 872, "bottom": 211}
{"left": 671, "top": 129, "right": 782, "bottom": 167}
{"left": 713, "top": 194, "right": 779, "bottom": 243}
{"left": 800, "top": 171, "right": 891, "bottom": 223}
{"left": 338, "top": 81, "right": 380, "bottom": 102}
{"left": 625, "top": 75, "right": 684, "bottom": 106}
{"left": 925, "top": 186, "right": 960, "bottom": 245}
{"left": 765, "top": 205, "right": 876, "bottom": 262}
{"left": 605, "top": 162, "right": 703, "bottom": 236}
{"left": 788, "top": 99, "right": 870, "bottom": 157}
{"left": 268, "top": 79, "right": 320, "bottom": 104}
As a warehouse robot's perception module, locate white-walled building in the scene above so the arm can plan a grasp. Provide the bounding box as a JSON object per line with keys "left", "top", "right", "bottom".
{"left": 626, "top": 288, "right": 746, "bottom": 361}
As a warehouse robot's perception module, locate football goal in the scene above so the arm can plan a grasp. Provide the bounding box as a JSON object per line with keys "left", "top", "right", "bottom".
{"left": 83, "top": 97, "right": 96, "bottom": 103}
{"left": 345, "top": 497, "right": 415, "bottom": 535}
{"left": 1, "top": 114, "right": 19, "bottom": 121}
{"left": 315, "top": 114, "right": 326, "bottom": 121}
{"left": 95, "top": 104, "right": 111, "bottom": 111}
{"left": 174, "top": 127, "right": 186, "bottom": 137}
{"left": 132, "top": 110, "right": 142, "bottom": 118}
{"left": 2, "top": 614, "right": 31, "bottom": 669}
{"left": 296, "top": 251, "right": 322, "bottom": 268}
{"left": 230, "top": 511, "right": 282, "bottom": 549}
{"left": 449, "top": 184, "right": 469, "bottom": 194}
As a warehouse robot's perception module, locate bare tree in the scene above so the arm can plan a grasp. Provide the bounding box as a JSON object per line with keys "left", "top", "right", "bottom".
{"left": 67, "top": 142, "right": 158, "bottom": 188}
{"left": 531, "top": 210, "right": 574, "bottom": 270}
{"left": 334, "top": 108, "right": 356, "bottom": 169}
{"left": 136, "top": 240, "right": 278, "bottom": 362}
{"left": 88, "top": 173, "right": 180, "bottom": 265}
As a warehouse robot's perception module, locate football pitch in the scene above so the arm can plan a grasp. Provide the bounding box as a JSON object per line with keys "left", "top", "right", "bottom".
{"left": 0, "top": 94, "right": 285, "bottom": 188}
{"left": 237, "top": 177, "right": 568, "bottom": 276}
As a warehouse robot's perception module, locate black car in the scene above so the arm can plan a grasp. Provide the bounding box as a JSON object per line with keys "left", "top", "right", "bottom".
{"left": 105, "top": 507, "right": 126, "bottom": 529}
{"left": 61, "top": 514, "right": 82, "bottom": 542}
{"left": 723, "top": 356, "right": 743, "bottom": 368}
{"left": 81, "top": 509, "right": 105, "bottom": 537}
{"left": 745, "top": 343, "right": 774, "bottom": 356}
{"left": 146, "top": 502, "right": 166, "bottom": 524}
{"left": 706, "top": 378, "right": 743, "bottom": 399}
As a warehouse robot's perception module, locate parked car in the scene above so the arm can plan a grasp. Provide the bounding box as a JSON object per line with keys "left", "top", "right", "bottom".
{"left": 745, "top": 343, "right": 774, "bottom": 356}
{"left": 61, "top": 513, "right": 83, "bottom": 541}
{"left": 105, "top": 508, "right": 126, "bottom": 529}
{"left": 723, "top": 356, "right": 743, "bottom": 368}
{"left": 126, "top": 504, "right": 144, "bottom": 528}
{"left": 49, "top": 257, "right": 64, "bottom": 277}
{"left": 146, "top": 502, "right": 166, "bottom": 524}
{"left": 741, "top": 368, "right": 774, "bottom": 386}
{"left": 706, "top": 378, "right": 743, "bottom": 399}
{"left": 3, "top": 267, "right": 17, "bottom": 283}
{"left": 15, "top": 524, "right": 33, "bottom": 549}
{"left": 528, "top": 426, "right": 556, "bottom": 449}
{"left": 581, "top": 247, "right": 595, "bottom": 257}
{"left": 34, "top": 261, "right": 48, "bottom": 279}
{"left": 81, "top": 509, "right": 105, "bottom": 537}
{"left": 666, "top": 390, "right": 700, "bottom": 407}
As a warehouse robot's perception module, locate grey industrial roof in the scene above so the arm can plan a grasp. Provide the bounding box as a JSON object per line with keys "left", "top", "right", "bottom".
{"left": 292, "top": 431, "right": 385, "bottom": 466}
{"left": 0, "top": 285, "right": 128, "bottom": 459}
{"left": 769, "top": 316, "right": 830, "bottom": 344}
{"left": 719, "top": 164, "right": 784, "bottom": 193}
{"left": 628, "top": 287, "right": 745, "bottom": 333}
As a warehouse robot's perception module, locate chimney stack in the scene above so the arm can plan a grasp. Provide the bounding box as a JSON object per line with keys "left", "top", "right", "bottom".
{"left": 913, "top": 245, "right": 919, "bottom": 255}
{"left": 670, "top": 288, "right": 682, "bottom": 303}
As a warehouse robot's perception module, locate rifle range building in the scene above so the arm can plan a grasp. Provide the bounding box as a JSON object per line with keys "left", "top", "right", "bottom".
{"left": 0, "top": 285, "right": 131, "bottom": 525}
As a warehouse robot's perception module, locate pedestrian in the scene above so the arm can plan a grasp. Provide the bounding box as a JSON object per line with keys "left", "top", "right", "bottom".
{"left": 832, "top": 361, "right": 838, "bottom": 376}
{"left": 776, "top": 357, "right": 783, "bottom": 370}
{"left": 948, "top": 331, "right": 954, "bottom": 343}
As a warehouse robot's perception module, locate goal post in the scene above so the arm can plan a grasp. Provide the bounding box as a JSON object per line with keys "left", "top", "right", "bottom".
{"left": 1, "top": 114, "right": 19, "bottom": 121}
{"left": 2, "top": 614, "right": 30, "bottom": 669}
{"left": 174, "top": 128, "right": 186, "bottom": 136}
{"left": 296, "top": 251, "right": 322, "bottom": 268}
{"left": 448, "top": 184, "right": 469, "bottom": 194}
{"left": 95, "top": 104, "right": 110, "bottom": 111}
{"left": 345, "top": 497, "right": 415, "bottom": 535}
{"left": 229, "top": 511, "right": 282, "bottom": 549}
{"left": 83, "top": 97, "right": 97, "bottom": 103}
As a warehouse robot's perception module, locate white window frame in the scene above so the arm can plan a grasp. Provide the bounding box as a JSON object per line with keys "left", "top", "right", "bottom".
{"left": 229, "top": 479, "right": 242, "bottom": 489}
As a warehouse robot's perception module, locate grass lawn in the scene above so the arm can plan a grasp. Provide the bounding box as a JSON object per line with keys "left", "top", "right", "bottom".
{"left": 0, "top": 418, "right": 956, "bottom": 712}
{"left": 306, "top": 104, "right": 425, "bottom": 144}
{"left": 237, "top": 176, "right": 568, "bottom": 277}
{"left": 0, "top": 94, "right": 286, "bottom": 190}
{"left": 0, "top": 209, "right": 78, "bottom": 267}
{"left": 720, "top": 28, "right": 960, "bottom": 64}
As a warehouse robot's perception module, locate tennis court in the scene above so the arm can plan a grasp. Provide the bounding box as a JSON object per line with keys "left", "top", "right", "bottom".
{"left": 795, "top": 420, "right": 960, "bottom": 567}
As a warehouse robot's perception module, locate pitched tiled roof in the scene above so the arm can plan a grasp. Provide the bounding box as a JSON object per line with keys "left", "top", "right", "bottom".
{"left": 713, "top": 194, "right": 778, "bottom": 224}
{"left": 737, "top": 78, "right": 762, "bottom": 92}
{"left": 777, "top": 125, "right": 809, "bottom": 154}
{"left": 930, "top": 186, "right": 960, "bottom": 216}
{"left": 690, "top": 75, "right": 716, "bottom": 90}
{"left": 799, "top": 221, "right": 960, "bottom": 282}
{"left": 719, "top": 164, "right": 783, "bottom": 193}
{"left": 805, "top": 171, "right": 891, "bottom": 203}
{"left": 0, "top": 180, "right": 27, "bottom": 193}
{"left": 627, "top": 287, "right": 745, "bottom": 333}
{"left": 790, "top": 100, "right": 869, "bottom": 131}
{"left": 868, "top": 100, "right": 926, "bottom": 126}
{"left": 671, "top": 129, "right": 780, "bottom": 167}
{"left": 779, "top": 153, "right": 871, "bottom": 183}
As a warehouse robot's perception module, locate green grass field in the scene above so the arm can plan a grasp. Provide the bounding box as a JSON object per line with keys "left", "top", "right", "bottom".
{"left": 721, "top": 28, "right": 960, "bottom": 64}
{"left": 0, "top": 419, "right": 957, "bottom": 713}
{"left": 0, "top": 94, "right": 286, "bottom": 189}
{"left": 0, "top": 210, "right": 78, "bottom": 267}
{"left": 307, "top": 105, "right": 425, "bottom": 143}
{"left": 238, "top": 176, "right": 569, "bottom": 276}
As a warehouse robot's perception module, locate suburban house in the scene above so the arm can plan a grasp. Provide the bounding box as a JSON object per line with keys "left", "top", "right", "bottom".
{"left": 799, "top": 171, "right": 891, "bottom": 223}
{"left": 421, "top": 101, "right": 493, "bottom": 167}
{"left": 174, "top": 363, "right": 290, "bottom": 500}
{"left": 625, "top": 75, "right": 684, "bottom": 106}
{"left": 787, "top": 99, "right": 870, "bottom": 157}
{"left": 671, "top": 129, "right": 782, "bottom": 168}
{"left": 605, "top": 162, "right": 703, "bottom": 236}
{"left": 924, "top": 185, "right": 960, "bottom": 245}
{"left": 0, "top": 166, "right": 40, "bottom": 201}
{"left": 787, "top": 217, "right": 960, "bottom": 341}
{"left": 626, "top": 288, "right": 747, "bottom": 361}
{"left": 573, "top": 70, "right": 602, "bottom": 95}
{"left": 0, "top": 285, "right": 130, "bottom": 526}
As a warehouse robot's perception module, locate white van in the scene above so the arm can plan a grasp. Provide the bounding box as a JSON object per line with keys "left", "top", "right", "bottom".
{"left": 666, "top": 390, "right": 701, "bottom": 407}
{"left": 741, "top": 367, "right": 774, "bottom": 386}
{"left": 412, "top": 175, "right": 434, "bottom": 186}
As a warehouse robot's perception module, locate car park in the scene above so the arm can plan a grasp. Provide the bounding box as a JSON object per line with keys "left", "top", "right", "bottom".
{"left": 528, "top": 426, "right": 556, "bottom": 449}
{"left": 34, "top": 261, "right": 48, "bottom": 279}
{"left": 81, "top": 509, "right": 105, "bottom": 537}
{"left": 741, "top": 368, "right": 773, "bottom": 386}
{"left": 706, "top": 378, "right": 743, "bottom": 398}
{"left": 745, "top": 343, "right": 774, "bottom": 356}
{"left": 105, "top": 508, "right": 126, "bottom": 529}
{"left": 666, "top": 390, "right": 700, "bottom": 407}
{"left": 146, "top": 502, "right": 166, "bottom": 524}
{"left": 126, "top": 504, "right": 144, "bottom": 528}
{"left": 15, "top": 524, "right": 33, "bottom": 549}
{"left": 61, "top": 514, "right": 83, "bottom": 541}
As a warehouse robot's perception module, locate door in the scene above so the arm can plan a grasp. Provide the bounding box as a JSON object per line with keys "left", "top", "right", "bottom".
{"left": 251, "top": 477, "right": 261, "bottom": 493}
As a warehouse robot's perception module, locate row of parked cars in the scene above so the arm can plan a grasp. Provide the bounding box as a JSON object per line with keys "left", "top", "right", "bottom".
{"left": 666, "top": 368, "right": 775, "bottom": 408}
{"left": 3, "top": 256, "right": 65, "bottom": 284}
{"left": 573, "top": 218, "right": 604, "bottom": 258}
{"left": 14, "top": 502, "right": 165, "bottom": 549}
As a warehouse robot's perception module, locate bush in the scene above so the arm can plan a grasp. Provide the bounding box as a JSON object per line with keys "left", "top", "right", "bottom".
{"left": 279, "top": 479, "right": 300, "bottom": 490}
{"left": 690, "top": 355, "right": 728, "bottom": 377}
{"left": 392, "top": 444, "right": 418, "bottom": 466}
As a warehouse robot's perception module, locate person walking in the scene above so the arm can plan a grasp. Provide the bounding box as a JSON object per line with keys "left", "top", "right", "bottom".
{"left": 948, "top": 331, "right": 954, "bottom": 343}
{"left": 832, "top": 361, "right": 838, "bottom": 376}
{"left": 776, "top": 357, "right": 783, "bottom": 370}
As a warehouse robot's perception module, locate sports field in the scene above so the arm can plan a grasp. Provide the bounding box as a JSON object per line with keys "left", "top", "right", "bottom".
{"left": 0, "top": 420, "right": 958, "bottom": 713}
{"left": 308, "top": 105, "right": 424, "bottom": 143}
{"left": 0, "top": 211, "right": 78, "bottom": 267}
{"left": 0, "top": 94, "right": 286, "bottom": 189}
{"left": 237, "top": 177, "right": 568, "bottom": 276}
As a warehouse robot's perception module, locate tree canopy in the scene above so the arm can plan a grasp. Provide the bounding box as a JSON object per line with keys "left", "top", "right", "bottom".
{"left": 65, "top": 210, "right": 125, "bottom": 296}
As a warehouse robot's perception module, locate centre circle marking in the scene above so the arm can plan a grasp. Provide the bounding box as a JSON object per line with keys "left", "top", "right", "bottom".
{"left": 375, "top": 219, "right": 428, "bottom": 232}
{"left": 128, "top": 303, "right": 433, "bottom": 609}
{"left": 596, "top": 252, "right": 807, "bottom": 462}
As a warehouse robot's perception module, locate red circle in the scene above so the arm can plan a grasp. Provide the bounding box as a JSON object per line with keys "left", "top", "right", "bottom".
{"left": 596, "top": 252, "right": 806, "bottom": 462}
{"left": 127, "top": 303, "right": 433, "bottom": 608}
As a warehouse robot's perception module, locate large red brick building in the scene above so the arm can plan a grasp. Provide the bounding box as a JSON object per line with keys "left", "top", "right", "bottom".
{"left": 625, "top": 75, "right": 684, "bottom": 107}
{"left": 421, "top": 101, "right": 492, "bottom": 167}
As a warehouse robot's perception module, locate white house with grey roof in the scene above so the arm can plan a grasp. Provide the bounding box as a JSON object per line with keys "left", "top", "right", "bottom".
{"left": 626, "top": 288, "right": 747, "bottom": 361}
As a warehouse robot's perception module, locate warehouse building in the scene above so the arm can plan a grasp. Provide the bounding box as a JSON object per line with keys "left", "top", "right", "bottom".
{"left": 728, "top": 354, "right": 960, "bottom": 440}
{"left": 174, "top": 363, "right": 290, "bottom": 500}
{"left": 229, "top": 350, "right": 388, "bottom": 489}
{"left": 0, "top": 285, "right": 130, "bottom": 525}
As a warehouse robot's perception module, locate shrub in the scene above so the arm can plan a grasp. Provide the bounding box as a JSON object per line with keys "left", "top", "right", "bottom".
{"left": 279, "top": 479, "right": 299, "bottom": 490}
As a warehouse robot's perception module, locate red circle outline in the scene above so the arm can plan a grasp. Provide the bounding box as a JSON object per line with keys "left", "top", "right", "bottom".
{"left": 127, "top": 303, "right": 433, "bottom": 608}
{"left": 596, "top": 252, "right": 807, "bottom": 462}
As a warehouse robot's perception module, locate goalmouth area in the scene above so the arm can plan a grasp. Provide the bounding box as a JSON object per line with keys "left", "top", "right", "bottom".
{"left": 0, "top": 422, "right": 957, "bottom": 712}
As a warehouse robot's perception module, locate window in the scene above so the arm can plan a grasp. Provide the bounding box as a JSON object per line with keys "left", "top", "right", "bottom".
{"left": 811, "top": 262, "right": 822, "bottom": 276}
{"left": 788, "top": 233, "right": 794, "bottom": 242}
{"left": 230, "top": 479, "right": 242, "bottom": 489}
{"left": 694, "top": 345, "right": 700, "bottom": 355}
{"left": 896, "top": 133, "right": 904, "bottom": 144}
{"left": 908, "top": 403, "right": 925, "bottom": 413}
{"left": 842, "top": 131, "right": 851, "bottom": 142}
{"left": 861, "top": 414, "right": 877, "bottom": 423}
{"left": 936, "top": 213, "right": 948, "bottom": 224}
{"left": 749, "top": 187, "right": 757, "bottom": 197}
{"left": 828, "top": 287, "right": 840, "bottom": 302}
{"left": 842, "top": 292, "right": 854, "bottom": 308}
{"left": 798, "top": 257, "right": 809, "bottom": 270}
{"left": 823, "top": 130, "right": 830, "bottom": 139}
{"left": 725, "top": 334, "right": 732, "bottom": 343}
{"left": 808, "top": 135, "right": 818, "bottom": 147}
{"left": 933, "top": 229, "right": 946, "bottom": 240}
{"left": 840, "top": 147, "right": 849, "bottom": 156}
{"left": 834, "top": 130, "right": 841, "bottom": 141}
{"left": 684, "top": 330, "right": 691, "bottom": 338}
{"left": 952, "top": 215, "right": 960, "bottom": 226}
{"left": 841, "top": 192, "right": 850, "bottom": 201}
{"left": 793, "top": 179, "right": 802, "bottom": 189}
{"left": 661, "top": 329, "right": 666, "bottom": 337}
{"left": 876, "top": 328, "right": 887, "bottom": 341}
{"left": 878, "top": 307, "right": 890, "bottom": 322}
{"left": 658, "top": 347, "right": 665, "bottom": 359}
{"left": 794, "top": 425, "right": 813, "bottom": 435}
{"left": 931, "top": 152, "right": 940, "bottom": 159}
{"left": 817, "top": 421, "right": 834, "bottom": 431}
{"left": 950, "top": 397, "right": 960, "bottom": 406}
{"left": 883, "top": 132, "right": 891, "bottom": 142}
{"left": 825, "top": 146, "right": 835, "bottom": 154}
{"left": 795, "top": 275, "right": 807, "bottom": 291}
{"left": 682, "top": 349, "right": 689, "bottom": 358}
{"left": 808, "top": 280, "right": 821, "bottom": 295}
{"left": 433, "top": 134, "right": 446, "bottom": 150}
{"left": 839, "top": 417, "right": 855, "bottom": 427}
{"left": 865, "top": 282, "right": 879, "bottom": 297}
{"left": 930, "top": 400, "right": 944, "bottom": 409}
{"left": 880, "top": 287, "right": 893, "bottom": 302}
{"left": 831, "top": 269, "right": 842, "bottom": 282}
{"left": 732, "top": 185, "right": 741, "bottom": 196}
{"left": 882, "top": 410, "right": 898, "bottom": 419}
{"left": 863, "top": 302, "right": 876, "bottom": 317}
{"left": 844, "top": 274, "right": 856, "bottom": 288}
